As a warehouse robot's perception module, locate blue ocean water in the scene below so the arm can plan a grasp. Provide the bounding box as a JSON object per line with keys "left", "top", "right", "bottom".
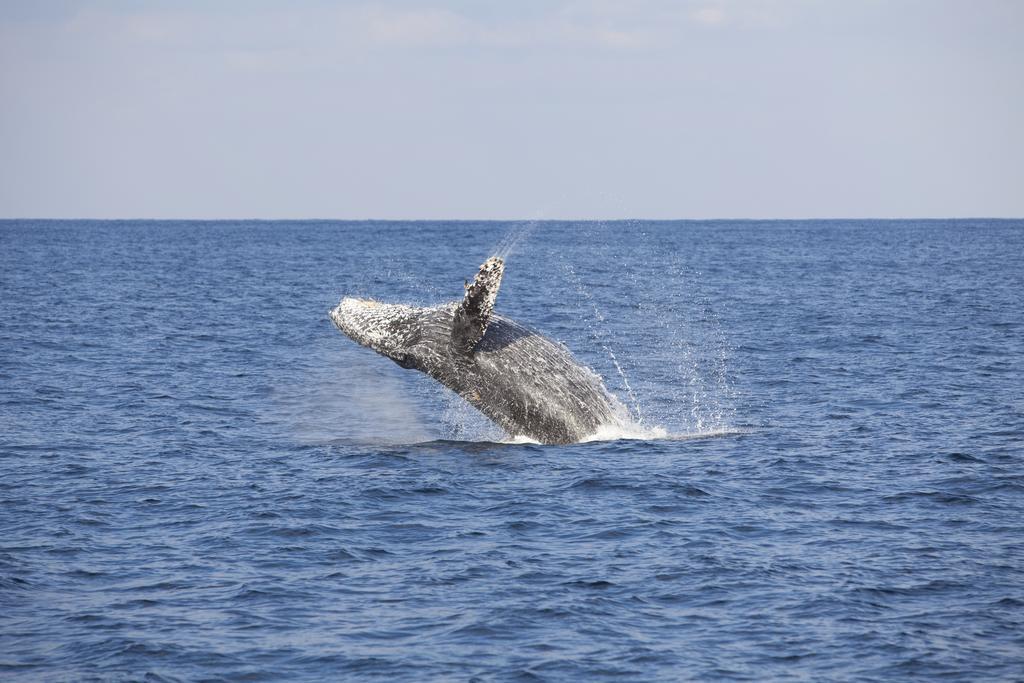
{"left": 1, "top": 219, "right": 1022, "bottom": 681}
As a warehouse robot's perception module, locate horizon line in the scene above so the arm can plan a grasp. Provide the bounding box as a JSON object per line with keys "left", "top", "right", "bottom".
{"left": 2, "top": 216, "right": 1023, "bottom": 223}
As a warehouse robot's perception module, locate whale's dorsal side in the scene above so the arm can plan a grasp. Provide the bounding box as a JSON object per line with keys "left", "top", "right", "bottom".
{"left": 451, "top": 256, "right": 505, "bottom": 355}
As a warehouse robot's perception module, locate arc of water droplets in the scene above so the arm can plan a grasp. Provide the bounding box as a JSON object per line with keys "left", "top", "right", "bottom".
{"left": 493, "top": 220, "right": 539, "bottom": 262}
{"left": 560, "top": 261, "right": 645, "bottom": 425}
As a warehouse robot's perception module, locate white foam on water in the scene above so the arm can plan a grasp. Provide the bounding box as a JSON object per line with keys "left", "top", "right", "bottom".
{"left": 579, "top": 421, "right": 747, "bottom": 444}
{"left": 580, "top": 421, "right": 669, "bottom": 443}
{"left": 499, "top": 434, "right": 543, "bottom": 445}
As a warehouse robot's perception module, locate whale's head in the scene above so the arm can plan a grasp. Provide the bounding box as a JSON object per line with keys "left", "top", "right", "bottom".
{"left": 330, "top": 256, "right": 505, "bottom": 369}
{"left": 330, "top": 298, "right": 430, "bottom": 368}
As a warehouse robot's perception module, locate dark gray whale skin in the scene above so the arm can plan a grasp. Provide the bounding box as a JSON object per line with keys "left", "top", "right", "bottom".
{"left": 330, "top": 257, "right": 627, "bottom": 444}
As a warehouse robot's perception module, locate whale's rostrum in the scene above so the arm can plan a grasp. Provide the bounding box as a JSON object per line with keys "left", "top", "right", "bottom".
{"left": 329, "top": 257, "right": 631, "bottom": 444}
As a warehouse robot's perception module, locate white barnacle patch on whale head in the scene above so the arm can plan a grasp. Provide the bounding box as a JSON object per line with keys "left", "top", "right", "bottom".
{"left": 330, "top": 297, "right": 423, "bottom": 364}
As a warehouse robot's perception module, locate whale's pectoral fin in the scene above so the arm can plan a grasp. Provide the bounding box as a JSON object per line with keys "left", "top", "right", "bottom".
{"left": 451, "top": 256, "right": 505, "bottom": 354}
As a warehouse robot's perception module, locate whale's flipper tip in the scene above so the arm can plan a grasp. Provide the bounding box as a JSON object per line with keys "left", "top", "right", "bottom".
{"left": 452, "top": 257, "right": 505, "bottom": 354}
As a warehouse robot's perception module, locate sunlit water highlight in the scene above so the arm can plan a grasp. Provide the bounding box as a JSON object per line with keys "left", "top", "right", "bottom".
{"left": 1, "top": 219, "right": 1022, "bottom": 681}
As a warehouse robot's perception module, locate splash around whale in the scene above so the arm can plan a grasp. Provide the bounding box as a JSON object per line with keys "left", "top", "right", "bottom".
{"left": 329, "top": 257, "right": 638, "bottom": 445}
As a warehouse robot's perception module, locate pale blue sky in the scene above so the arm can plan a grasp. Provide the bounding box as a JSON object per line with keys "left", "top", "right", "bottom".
{"left": 1, "top": 1, "right": 1021, "bottom": 218}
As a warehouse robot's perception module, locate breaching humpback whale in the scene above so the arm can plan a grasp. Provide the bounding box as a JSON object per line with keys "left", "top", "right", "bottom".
{"left": 329, "top": 257, "right": 630, "bottom": 444}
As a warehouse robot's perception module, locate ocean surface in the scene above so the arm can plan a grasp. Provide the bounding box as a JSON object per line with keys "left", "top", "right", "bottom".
{"left": 1, "top": 219, "right": 1022, "bottom": 681}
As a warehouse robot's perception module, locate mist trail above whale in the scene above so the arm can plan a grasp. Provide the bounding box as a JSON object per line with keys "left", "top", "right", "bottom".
{"left": 329, "top": 256, "right": 637, "bottom": 445}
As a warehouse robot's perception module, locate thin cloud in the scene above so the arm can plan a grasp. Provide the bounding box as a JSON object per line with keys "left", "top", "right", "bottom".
{"left": 691, "top": 7, "right": 727, "bottom": 27}
{"left": 364, "top": 7, "right": 474, "bottom": 47}
{"left": 362, "top": 6, "right": 653, "bottom": 50}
